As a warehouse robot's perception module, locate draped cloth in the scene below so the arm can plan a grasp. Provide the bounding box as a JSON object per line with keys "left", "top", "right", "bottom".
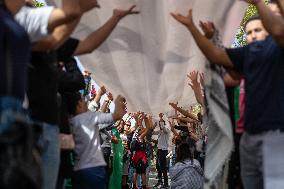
{"left": 50, "top": 0, "right": 246, "bottom": 115}
{"left": 47, "top": 0, "right": 247, "bottom": 187}
{"left": 203, "top": 63, "right": 233, "bottom": 189}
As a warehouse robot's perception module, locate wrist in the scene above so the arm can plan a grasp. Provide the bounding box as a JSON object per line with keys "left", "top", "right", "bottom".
{"left": 112, "top": 14, "right": 122, "bottom": 22}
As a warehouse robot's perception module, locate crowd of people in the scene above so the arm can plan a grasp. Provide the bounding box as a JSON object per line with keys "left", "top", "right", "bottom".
{"left": 1, "top": 0, "right": 284, "bottom": 189}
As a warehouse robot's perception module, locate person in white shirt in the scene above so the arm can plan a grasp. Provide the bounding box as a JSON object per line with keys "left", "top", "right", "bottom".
{"left": 154, "top": 113, "right": 170, "bottom": 188}
{"left": 15, "top": 0, "right": 82, "bottom": 42}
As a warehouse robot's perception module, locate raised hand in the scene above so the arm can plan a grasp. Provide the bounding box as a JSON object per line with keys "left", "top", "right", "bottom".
{"left": 199, "top": 21, "right": 215, "bottom": 39}
{"left": 106, "top": 92, "right": 113, "bottom": 101}
{"left": 169, "top": 102, "right": 178, "bottom": 109}
{"left": 187, "top": 71, "right": 199, "bottom": 88}
{"left": 113, "top": 5, "right": 140, "bottom": 19}
{"left": 171, "top": 9, "right": 193, "bottom": 27}
{"left": 113, "top": 95, "right": 127, "bottom": 121}
{"left": 98, "top": 85, "right": 107, "bottom": 96}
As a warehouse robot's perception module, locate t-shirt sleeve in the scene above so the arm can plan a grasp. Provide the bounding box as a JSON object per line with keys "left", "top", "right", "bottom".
{"left": 225, "top": 46, "right": 247, "bottom": 73}
{"left": 15, "top": 6, "right": 54, "bottom": 42}
{"left": 57, "top": 38, "right": 80, "bottom": 62}
{"left": 90, "top": 112, "right": 114, "bottom": 127}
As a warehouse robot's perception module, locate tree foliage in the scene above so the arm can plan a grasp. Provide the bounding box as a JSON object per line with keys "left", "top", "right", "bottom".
{"left": 32, "top": 0, "right": 44, "bottom": 8}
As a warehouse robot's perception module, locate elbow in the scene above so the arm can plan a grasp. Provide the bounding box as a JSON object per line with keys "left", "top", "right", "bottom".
{"left": 210, "top": 49, "right": 223, "bottom": 65}
{"left": 66, "top": 7, "right": 81, "bottom": 22}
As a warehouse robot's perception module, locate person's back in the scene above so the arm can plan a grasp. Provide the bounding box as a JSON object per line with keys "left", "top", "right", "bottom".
{"left": 66, "top": 92, "right": 126, "bottom": 189}
{"left": 70, "top": 111, "right": 113, "bottom": 170}
{"left": 170, "top": 143, "right": 204, "bottom": 189}
{"left": 170, "top": 159, "right": 203, "bottom": 189}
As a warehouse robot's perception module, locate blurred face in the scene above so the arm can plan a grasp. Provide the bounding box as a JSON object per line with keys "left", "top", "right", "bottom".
{"left": 245, "top": 20, "right": 269, "bottom": 44}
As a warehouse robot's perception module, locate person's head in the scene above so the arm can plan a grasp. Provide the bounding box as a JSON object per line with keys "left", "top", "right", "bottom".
{"left": 176, "top": 142, "right": 194, "bottom": 162}
{"left": 65, "top": 92, "right": 88, "bottom": 115}
{"left": 244, "top": 16, "right": 269, "bottom": 44}
{"left": 268, "top": 0, "right": 281, "bottom": 16}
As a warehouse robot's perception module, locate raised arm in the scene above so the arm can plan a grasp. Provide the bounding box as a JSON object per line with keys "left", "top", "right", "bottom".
{"left": 112, "top": 95, "right": 127, "bottom": 121}
{"left": 101, "top": 92, "right": 113, "bottom": 113}
{"left": 187, "top": 71, "right": 204, "bottom": 107}
{"left": 171, "top": 10, "right": 233, "bottom": 68}
{"left": 32, "top": 0, "right": 98, "bottom": 51}
{"left": 169, "top": 102, "right": 198, "bottom": 121}
{"left": 74, "top": 5, "right": 139, "bottom": 55}
{"left": 46, "top": 0, "right": 82, "bottom": 33}
{"left": 245, "top": 0, "right": 284, "bottom": 46}
{"left": 168, "top": 119, "right": 179, "bottom": 137}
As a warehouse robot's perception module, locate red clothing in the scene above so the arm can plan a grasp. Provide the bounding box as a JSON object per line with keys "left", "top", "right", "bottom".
{"left": 132, "top": 151, "right": 147, "bottom": 166}
{"left": 236, "top": 79, "right": 245, "bottom": 134}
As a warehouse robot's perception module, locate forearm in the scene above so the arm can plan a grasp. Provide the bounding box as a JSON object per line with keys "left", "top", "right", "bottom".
{"left": 187, "top": 23, "right": 233, "bottom": 67}
{"left": 101, "top": 100, "right": 110, "bottom": 113}
{"left": 139, "top": 128, "right": 149, "bottom": 140}
{"left": 47, "top": 4, "right": 80, "bottom": 33}
{"left": 175, "top": 106, "right": 197, "bottom": 120}
{"left": 94, "top": 93, "right": 103, "bottom": 105}
{"left": 32, "top": 17, "right": 81, "bottom": 51}
{"left": 277, "top": 0, "right": 284, "bottom": 15}
{"left": 171, "top": 128, "right": 179, "bottom": 136}
{"left": 179, "top": 117, "right": 197, "bottom": 123}
{"left": 223, "top": 71, "right": 241, "bottom": 87}
{"left": 74, "top": 15, "right": 120, "bottom": 55}
{"left": 255, "top": 1, "right": 284, "bottom": 40}
{"left": 191, "top": 82, "right": 204, "bottom": 106}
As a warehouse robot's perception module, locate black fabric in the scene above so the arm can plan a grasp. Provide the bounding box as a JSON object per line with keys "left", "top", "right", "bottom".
{"left": 157, "top": 149, "right": 168, "bottom": 172}
{"left": 28, "top": 38, "right": 79, "bottom": 125}
{"left": 0, "top": 4, "right": 31, "bottom": 100}
{"left": 58, "top": 58, "right": 85, "bottom": 93}
{"left": 56, "top": 38, "right": 79, "bottom": 63}
{"left": 135, "top": 159, "right": 147, "bottom": 174}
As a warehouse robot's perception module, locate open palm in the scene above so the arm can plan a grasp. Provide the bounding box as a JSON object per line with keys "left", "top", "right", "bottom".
{"left": 113, "top": 5, "right": 140, "bottom": 19}
{"left": 171, "top": 9, "right": 193, "bottom": 27}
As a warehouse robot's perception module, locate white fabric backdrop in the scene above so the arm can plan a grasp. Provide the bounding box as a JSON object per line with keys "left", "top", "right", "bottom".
{"left": 52, "top": 0, "right": 247, "bottom": 116}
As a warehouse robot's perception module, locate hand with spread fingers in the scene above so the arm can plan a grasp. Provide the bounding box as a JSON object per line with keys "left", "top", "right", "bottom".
{"left": 171, "top": 9, "right": 194, "bottom": 27}
{"left": 113, "top": 5, "right": 140, "bottom": 20}
{"left": 199, "top": 21, "right": 215, "bottom": 39}
{"left": 112, "top": 95, "right": 127, "bottom": 121}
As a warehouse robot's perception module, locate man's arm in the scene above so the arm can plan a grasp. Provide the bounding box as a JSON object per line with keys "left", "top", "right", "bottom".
{"left": 277, "top": 0, "right": 284, "bottom": 15}
{"left": 32, "top": 0, "right": 98, "bottom": 51}
{"left": 47, "top": 0, "right": 81, "bottom": 33}
{"left": 247, "top": 0, "right": 284, "bottom": 46}
{"left": 169, "top": 102, "right": 198, "bottom": 121}
{"left": 74, "top": 5, "right": 139, "bottom": 55}
{"left": 171, "top": 10, "right": 233, "bottom": 68}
